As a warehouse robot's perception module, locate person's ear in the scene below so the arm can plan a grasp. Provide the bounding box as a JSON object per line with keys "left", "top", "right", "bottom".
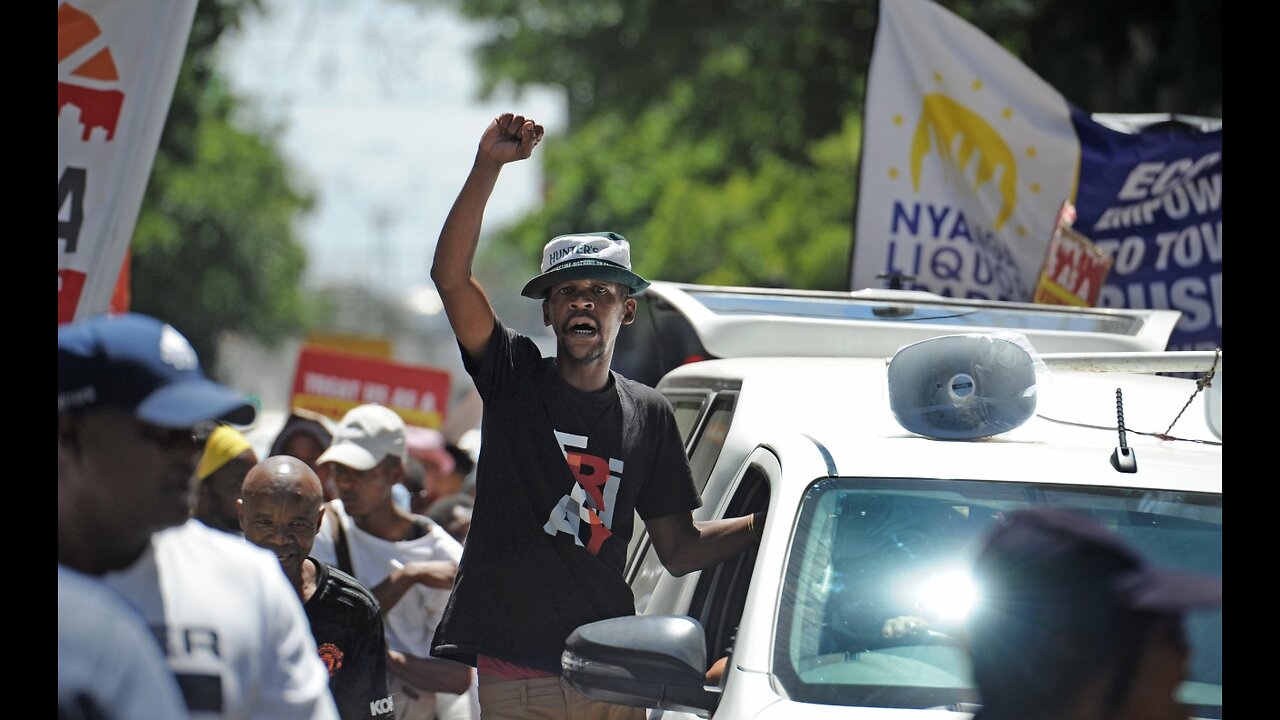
{"left": 236, "top": 498, "right": 245, "bottom": 531}
{"left": 542, "top": 299, "right": 551, "bottom": 327}
{"left": 315, "top": 505, "right": 326, "bottom": 534}
{"left": 621, "top": 297, "right": 637, "bottom": 326}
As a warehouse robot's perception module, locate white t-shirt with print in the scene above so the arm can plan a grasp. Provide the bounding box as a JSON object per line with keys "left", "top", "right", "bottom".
{"left": 102, "top": 519, "right": 338, "bottom": 720}
{"left": 313, "top": 500, "right": 464, "bottom": 659}
{"left": 59, "top": 564, "right": 191, "bottom": 719}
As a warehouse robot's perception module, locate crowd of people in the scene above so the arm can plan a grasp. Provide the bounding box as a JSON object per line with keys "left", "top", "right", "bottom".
{"left": 58, "top": 113, "right": 1219, "bottom": 720}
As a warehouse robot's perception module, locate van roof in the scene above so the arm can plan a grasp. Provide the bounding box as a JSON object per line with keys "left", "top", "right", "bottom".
{"left": 662, "top": 354, "right": 1220, "bottom": 495}
{"left": 647, "top": 281, "right": 1181, "bottom": 357}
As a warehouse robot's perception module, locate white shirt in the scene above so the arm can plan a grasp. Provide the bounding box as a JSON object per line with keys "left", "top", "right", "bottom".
{"left": 59, "top": 564, "right": 191, "bottom": 719}
{"left": 313, "top": 500, "right": 464, "bottom": 658}
{"left": 102, "top": 519, "right": 339, "bottom": 720}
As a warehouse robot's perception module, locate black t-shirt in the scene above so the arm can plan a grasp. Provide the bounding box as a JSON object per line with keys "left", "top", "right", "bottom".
{"left": 430, "top": 320, "right": 701, "bottom": 672}
{"left": 305, "top": 558, "right": 394, "bottom": 719}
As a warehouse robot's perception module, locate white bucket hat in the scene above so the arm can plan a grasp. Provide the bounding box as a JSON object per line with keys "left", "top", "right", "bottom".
{"left": 520, "top": 232, "right": 651, "bottom": 299}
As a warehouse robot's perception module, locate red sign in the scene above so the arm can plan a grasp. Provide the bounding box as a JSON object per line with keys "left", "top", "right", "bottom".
{"left": 1033, "top": 200, "right": 1113, "bottom": 307}
{"left": 289, "top": 345, "right": 451, "bottom": 429}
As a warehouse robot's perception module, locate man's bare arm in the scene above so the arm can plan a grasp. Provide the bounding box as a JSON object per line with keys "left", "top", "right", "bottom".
{"left": 645, "top": 510, "right": 765, "bottom": 577}
{"left": 431, "top": 112, "right": 545, "bottom": 363}
{"left": 369, "top": 560, "right": 456, "bottom": 616}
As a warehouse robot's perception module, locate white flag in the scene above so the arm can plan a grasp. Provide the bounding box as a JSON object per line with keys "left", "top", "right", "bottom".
{"left": 851, "top": 0, "right": 1079, "bottom": 302}
{"left": 58, "top": 0, "right": 198, "bottom": 323}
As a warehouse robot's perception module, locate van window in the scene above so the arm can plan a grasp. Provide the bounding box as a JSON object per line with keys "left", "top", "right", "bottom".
{"left": 665, "top": 392, "right": 711, "bottom": 443}
{"left": 628, "top": 391, "right": 739, "bottom": 610}
{"left": 687, "top": 464, "right": 770, "bottom": 665}
{"left": 773, "top": 478, "right": 1221, "bottom": 715}
{"left": 687, "top": 393, "right": 737, "bottom": 493}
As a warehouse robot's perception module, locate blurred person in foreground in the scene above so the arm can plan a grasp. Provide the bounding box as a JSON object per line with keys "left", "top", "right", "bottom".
{"left": 240, "top": 455, "right": 396, "bottom": 719}
{"left": 428, "top": 113, "right": 764, "bottom": 719}
{"left": 58, "top": 563, "right": 190, "bottom": 719}
{"left": 964, "top": 507, "right": 1222, "bottom": 720}
{"left": 312, "top": 402, "right": 473, "bottom": 720}
{"left": 192, "top": 424, "right": 258, "bottom": 534}
{"left": 58, "top": 312, "right": 338, "bottom": 719}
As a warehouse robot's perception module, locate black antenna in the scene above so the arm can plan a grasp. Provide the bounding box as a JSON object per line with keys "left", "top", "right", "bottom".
{"left": 1110, "top": 388, "right": 1137, "bottom": 473}
{"left": 875, "top": 271, "right": 915, "bottom": 290}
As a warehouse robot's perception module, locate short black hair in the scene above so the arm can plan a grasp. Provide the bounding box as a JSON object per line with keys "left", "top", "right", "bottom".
{"left": 445, "top": 444, "right": 474, "bottom": 477}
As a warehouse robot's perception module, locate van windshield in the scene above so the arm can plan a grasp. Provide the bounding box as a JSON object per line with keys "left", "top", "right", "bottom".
{"left": 774, "top": 478, "right": 1221, "bottom": 717}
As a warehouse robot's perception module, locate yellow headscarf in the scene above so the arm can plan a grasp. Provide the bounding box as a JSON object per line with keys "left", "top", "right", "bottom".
{"left": 195, "top": 425, "right": 253, "bottom": 481}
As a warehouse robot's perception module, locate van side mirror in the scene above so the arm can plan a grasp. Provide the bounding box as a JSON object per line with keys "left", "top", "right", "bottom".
{"left": 561, "top": 614, "right": 720, "bottom": 717}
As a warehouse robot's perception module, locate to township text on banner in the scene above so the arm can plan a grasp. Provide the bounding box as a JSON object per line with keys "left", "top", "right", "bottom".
{"left": 1071, "top": 116, "right": 1221, "bottom": 351}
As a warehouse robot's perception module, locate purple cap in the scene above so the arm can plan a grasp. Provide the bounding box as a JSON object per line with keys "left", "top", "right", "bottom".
{"left": 976, "top": 507, "right": 1221, "bottom": 615}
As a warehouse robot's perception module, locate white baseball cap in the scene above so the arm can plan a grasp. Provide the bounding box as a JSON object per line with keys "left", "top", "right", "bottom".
{"left": 316, "top": 403, "right": 406, "bottom": 471}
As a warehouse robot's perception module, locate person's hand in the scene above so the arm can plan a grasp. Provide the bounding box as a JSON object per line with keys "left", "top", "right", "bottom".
{"left": 400, "top": 560, "right": 457, "bottom": 589}
{"left": 705, "top": 656, "right": 728, "bottom": 685}
{"left": 478, "top": 112, "right": 544, "bottom": 165}
{"left": 882, "top": 615, "right": 930, "bottom": 638}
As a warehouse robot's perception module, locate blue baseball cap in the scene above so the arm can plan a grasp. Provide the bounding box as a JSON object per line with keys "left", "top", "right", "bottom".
{"left": 58, "top": 313, "right": 256, "bottom": 429}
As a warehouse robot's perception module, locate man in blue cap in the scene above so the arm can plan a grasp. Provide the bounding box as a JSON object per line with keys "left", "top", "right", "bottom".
{"left": 427, "top": 114, "right": 765, "bottom": 719}
{"left": 58, "top": 312, "right": 340, "bottom": 719}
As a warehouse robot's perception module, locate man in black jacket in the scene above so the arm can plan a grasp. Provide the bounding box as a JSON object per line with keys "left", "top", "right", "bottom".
{"left": 240, "top": 455, "right": 396, "bottom": 719}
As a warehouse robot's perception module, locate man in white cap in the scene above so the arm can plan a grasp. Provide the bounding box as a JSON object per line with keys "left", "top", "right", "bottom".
{"left": 59, "top": 312, "right": 337, "bottom": 719}
{"left": 427, "top": 113, "right": 765, "bottom": 719}
{"left": 311, "top": 402, "right": 473, "bottom": 720}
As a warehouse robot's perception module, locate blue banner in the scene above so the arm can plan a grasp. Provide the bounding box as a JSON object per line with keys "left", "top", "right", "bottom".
{"left": 1071, "top": 112, "right": 1222, "bottom": 350}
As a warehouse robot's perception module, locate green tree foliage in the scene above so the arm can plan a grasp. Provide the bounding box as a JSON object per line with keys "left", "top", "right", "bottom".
{"left": 438, "top": 0, "right": 1219, "bottom": 291}
{"left": 131, "top": 0, "right": 315, "bottom": 372}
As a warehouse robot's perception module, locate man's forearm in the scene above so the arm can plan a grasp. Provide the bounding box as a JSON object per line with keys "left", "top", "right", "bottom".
{"left": 682, "top": 515, "right": 761, "bottom": 574}
{"left": 431, "top": 156, "right": 503, "bottom": 291}
{"left": 649, "top": 511, "right": 764, "bottom": 577}
{"left": 370, "top": 572, "right": 414, "bottom": 616}
{"left": 431, "top": 113, "right": 543, "bottom": 358}
{"left": 370, "top": 561, "right": 456, "bottom": 616}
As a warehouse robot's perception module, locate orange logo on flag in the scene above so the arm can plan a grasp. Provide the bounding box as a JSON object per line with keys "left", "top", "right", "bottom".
{"left": 58, "top": 3, "right": 124, "bottom": 142}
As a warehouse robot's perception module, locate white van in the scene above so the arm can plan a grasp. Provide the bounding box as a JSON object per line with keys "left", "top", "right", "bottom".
{"left": 565, "top": 282, "right": 1222, "bottom": 719}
